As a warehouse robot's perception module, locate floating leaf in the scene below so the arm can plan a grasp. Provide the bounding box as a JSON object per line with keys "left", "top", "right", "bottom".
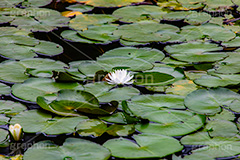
{"left": 12, "top": 78, "right": 83, "bottom": 102}
{"left": 10, "top": 110, "right": 89, "bottom": 134}
{"left": 166, "top": 80, "right": 198, "bottom": 96}
{"left": 69, "top": 14, "right": 117, "bottom": 30}
{"left": 0, "top": 100, "right": 27, "bottom": 117}
{"left": 106, "top": 124, "right": 135, "bottom": 136}
{"left": 101, "top": 47, "right": 165, "bottom": 63}
{"left": 76, "top": 119, "right": 108, "bottom": 137}
{"left": 181, "top": 132, "right": 240, "bottom": 158}
{"left": 214, "top": 52, "right": 240, "bottom": 74}
{"left": 0, "top": 128, "right": 9, "bottom": 148}
{"left": 165, "top": 42, "right": 227, "bottom": 63}
{"left": 24, "top": 138, "right": 111, "bottom": 160}
{"left": 84, "top": 82, "right": 140, "bottom": 102}
{"left": 184, "top": 88, "right": 240, "bottom": 115}
{"left": 194, "top": 74, "right": 240, "bottom": 88}
{"left": 0, "top": 115, "right": 9, "bottom": 125}
{"left": 114, "top": 22, "right": 180, "bottom": 43}
{"left": 113, "top": 5, "right": 167, "bottom": 23}
{"left": 136, "top": 109, "right": 204, "bottom": 136}
{"left": 128, "top": 94, "right": 186, "bottom": 117}
{"left": 103, "top": 133, "right": 183, "bottom": 159}
{"left": 0, "top": 83, "right": 11, "bottom": 95}
{"left": 97, "top": 56, "right": 153, "bottom": 71}
{"left": 75, "top": 0, "right": 143, "bottom": 7}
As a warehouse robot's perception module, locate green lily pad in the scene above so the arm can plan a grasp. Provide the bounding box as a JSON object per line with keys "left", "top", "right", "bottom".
{"left": 165, "top": 42, "right": 227, "bottom": 63}
{"left": 194, "top": 74, "right": 240, "bottom": 88}
{"left": 136, "top": 109, "right": 204, "bottom": 136}
{"left": 173, "top": 153, "right": 215, "bottom": 160}
{"left": 61, "top": 30, "right": 101, "bottom": 44}
{"left": 10, "top": 110, "right": 89, "bottom": 134}
{"left": 0, "top": 115, "right": 9, "bottom": 125}
{"left": 184, "top": 88, "right": 240, "bottom": 115}
{"left": 76, "top": 0, "right": 143, "bottom": 7}
{"left": 97, "top": 56, "right": 153, "bottom": 71}
{"left": 99, "top": 112, "right": 127, "bottom": 124}
{"left": 12, "top": 78, "right": 83, "bottom": 102}
{"left": 181, "top": 132, "right": 240, "bottom": 158}
{"left": 0, "top": 83, "right": 11, "bottom": 95}
{"left": 134, "top": 71, "right": 174, "bottom": 86}
{"left": 204, "top": 119, "right": 238, "bottom": 137}
{"left": 76, "top": 119, "right": 108, "bottom": 137}
{"left": 0, "top": 27, "right": 31, "bottom": 36}
{"left": 229, "top": 99, "right": 240, "bottom": 113}
{"left": 0, "top": 36, "right": 63, "bottom": 60}
{"left": 214, "top": 52, "right": 240, "bottom": 74}
{"left": 0, "top": 128, "right": 9, "bottom": 148}
{"left": 113, "top": 5, "right": 167, "bottom": 23}
{"left": 37, "top": 89, "right": 118, "bottom": 116}
{"left": 77, "top": 60, "right": 104, "bottom": 77}
{"left": 1, "top": 8, "right": 69, "bottom": 32}
{"left": 77, "top": 25, "right": 119, "bottom": 44}
{"left": 180, "top": 24, "right": 236, "bottom": 42}
{"left": 114, "top": 22, "right": 180, "bottom": 43}
{"left": 222, "top": 37, "right": 240, "bottom": 47}
{"left": 21, "top": 0, "right": 52, "bottom": 7}
{"left": 166, "top": 80, "right": 198, "bottom": 96}
{"left": 101, "top": 47, "right": 165, "bottom": 63}
{"left": 163, "top": 11, "right": 211, "bottom": 25}
{"left": 127, "top": 94, "right": 186, "bottom": 117}
{"left": 23, "top": 138, "right": 111, "bottom": 160}
{"left": 0, "top": 100, "right": 27, "bottom": 117}
{"left": 106, "top": 124, "right": 135, "bottom": 136}
{"left": 103, "top": 133, "right": 183, "bottom": 159}
{"left": 84, "top": 82, "right": 140, "bottom": 102}
{"left": 66, "top": 4, "right": 94, "bottom": 12}
{"left": 69, "top": 14, "right": 117, "bottom": 31}
{"left": 209, "top": 109, "right": 235, "bottom": 121}
{"left": 0, "top": 58, "right": 67, "bottom": 83}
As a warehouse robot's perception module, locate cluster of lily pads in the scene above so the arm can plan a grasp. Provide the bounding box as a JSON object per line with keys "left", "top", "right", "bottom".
{"left": 1, "top": 0, "right": 240, "bottom": 160}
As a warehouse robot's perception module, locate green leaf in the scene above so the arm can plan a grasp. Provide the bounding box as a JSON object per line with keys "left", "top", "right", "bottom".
{"left": 103, "top": 133, "right": 183, "bottom": 159}
{"left": 75, "top": 0, "right": 143, "bottom": 7}
{"left": 23, "top": 138, "right": 111, "bottom": 160}
{"left": 128, "top": 94, "right": 186, "bottom": 117}
{"left": 10, "top": 110, "right": 89, "bottom": 134}
{"left": 12, "top": 78, "right": 83, "bottom": 102}
{"left": 165, "top": 42, "right": 227, "bottom": 63}
{"left": 0, "top": 100, "right": 27, "bottom": 117}
{"left": 184, "top": 88, "right": 240, "bottom": 115}
{"left": 136, "top": 109, "right": 204, "bottom": 136}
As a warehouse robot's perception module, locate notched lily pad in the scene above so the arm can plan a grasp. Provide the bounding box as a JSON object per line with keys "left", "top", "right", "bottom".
{"left": 103, "top": 133, "right": 183, "bottom": 159}
{"left": 75, "top": 0, "right": 143, "bottom": 7}
{"left": 23, "top": 138, "right": 111, "bottom": 160}
{"left": 184, "top": 88, "right": 240, "bottom": 115}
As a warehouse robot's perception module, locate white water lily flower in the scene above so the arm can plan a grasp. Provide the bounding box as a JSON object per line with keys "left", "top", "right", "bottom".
{"left": 9, "top": 124, "right": 23, "bottom": 141}
{"left": 106, "top": 69, "right": 134, "bottom": 85}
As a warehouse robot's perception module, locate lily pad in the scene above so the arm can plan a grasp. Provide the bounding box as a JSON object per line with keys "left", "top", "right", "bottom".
{"left": 113, "top": 5, "right": 167, "bottom": 23}
{"left": 66, "top": 4, "right": 94, "bottom": 12}
{"left": 127, "top": 94, "right": 186, "bottom": 117}
{"left": 106, "top": 124, "right": 135, "bottom": 136}
{"left": 97, "top": 56, "right": 153, "bottom": 71}
{"left": 204, "top": 119, "right": 238, "bottom": 137}
{"left": 84, "top": 82, "right": 140, "bottom": 102}
{"left": 12, "top": 78, "right": 83, "bottom": 102}
{"left": 184, "top": 88, "right": 240, "bottom": 115}
{"left": 194, "top": 74, "right": 240, "bottom": 88}
{"left": 114, "top": 22, "right": 180, "bottom": 43}
{"left": 103, "top": 133, "right": 183, "bottom": 159}
{"left": 10, "top": 110, "right": 89, "bottom": 134}
{"left": 69, "top": 14, "right": 117, "bottom": 31}
{"left": 136, "top": 109, "right": 204, "bottom": 136}
{"left": 0, "top": 83, "right": 11, "bottom": 95}
{"left": 165, "top": 42, "right": 227, "bottom": 63}
{"left": 181, "top": 132, "right": 240, "bottom": 158}
{"left": 23, "top": 138, "right": 111, "bottom": 160}
{"left": 76, "top": 119, "right": 108, "bottom": 137}
{"left": 166, "top": 80, "right": 198, "bottom": 96}
{"left": 180, "top": 24, "right": 236, "bottom": 42}
{"left": 0, "top": 115, "right": 9, "bottom": 125}
{"left": 0, "top": 129, "right": 9, "bottom": 148}
{"left": 214, "top": 52, "right": 240, "bottom": 74}
{"left": 101, "top": 47, "right": 165, "bottom": 63}
{"left": 0, "top": 100, "right": 27, "bottom": 117}
{"left": 75, "top": 0, "right": 143, "bottom": 7}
